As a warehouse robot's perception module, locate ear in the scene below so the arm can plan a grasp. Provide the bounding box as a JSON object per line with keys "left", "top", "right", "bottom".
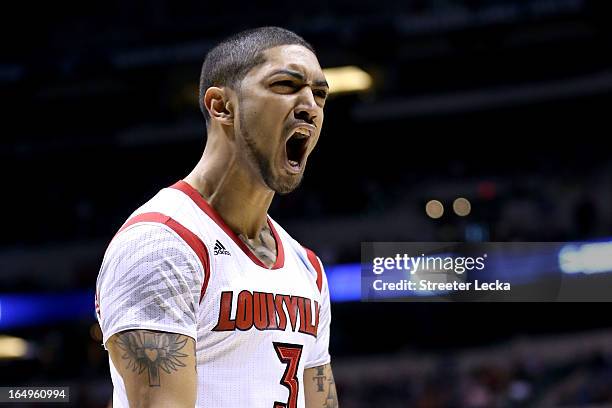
{"left": 204, "top": 87, "right": 234, "bottom": 125}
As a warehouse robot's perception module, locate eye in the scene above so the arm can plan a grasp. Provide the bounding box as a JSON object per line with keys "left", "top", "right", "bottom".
{"left": 272, "top": 80, "right": 297, "bottom": 91}
{"left": 314, "top": 90, "right": 328, "bottom": 99}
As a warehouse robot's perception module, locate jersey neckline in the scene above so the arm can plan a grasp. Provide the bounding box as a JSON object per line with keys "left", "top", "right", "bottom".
{"left": 170, "top": 180, "right": 285, "bottom": 270}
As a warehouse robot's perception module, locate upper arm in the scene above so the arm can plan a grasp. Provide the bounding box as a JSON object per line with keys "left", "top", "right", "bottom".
{"left": 107, "top": 329, "right": 196, "bottom": 408}
{"left": 304, "top": 363, "right": 339, "bottom": 408}
{"left": 97, "top": 223, "right": 204, "bottom": 406}
{"left": 97, "top": 223, "right": 203, "bottom": 345}
{"left": 303, "top": 249, "right": 336, "bottom": 407}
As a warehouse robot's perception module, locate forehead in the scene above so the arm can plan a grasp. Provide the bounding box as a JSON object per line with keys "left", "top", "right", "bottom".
{"left": 255, "top": 44, "right": 324, "bottom": 79}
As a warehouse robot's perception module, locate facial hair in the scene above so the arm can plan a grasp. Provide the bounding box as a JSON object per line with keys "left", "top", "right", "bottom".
{"left": 239, "top": 107, "right": 303, "bottom": 195}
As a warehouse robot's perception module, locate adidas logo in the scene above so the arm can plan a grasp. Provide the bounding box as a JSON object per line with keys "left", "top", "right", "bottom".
{"left": 214, "top": 240, "right": 231, "bottom": 256}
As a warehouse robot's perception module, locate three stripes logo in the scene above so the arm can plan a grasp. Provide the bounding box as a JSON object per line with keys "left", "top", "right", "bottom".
{"left": 214, "top": 240, "right": 231, "bottom": 256}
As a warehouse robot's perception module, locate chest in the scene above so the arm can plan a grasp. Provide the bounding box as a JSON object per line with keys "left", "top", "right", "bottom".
{"left": 199, "top": 237, "right": 322, "bottom": 337}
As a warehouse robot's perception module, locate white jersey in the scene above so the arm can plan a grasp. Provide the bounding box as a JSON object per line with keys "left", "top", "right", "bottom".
{"left": 95, "top": 180, "right": 331, "bottom": 408}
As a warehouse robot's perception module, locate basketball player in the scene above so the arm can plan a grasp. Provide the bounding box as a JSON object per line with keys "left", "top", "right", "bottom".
{"left": 95, "top": 27, "right": 339, "bottom": 407}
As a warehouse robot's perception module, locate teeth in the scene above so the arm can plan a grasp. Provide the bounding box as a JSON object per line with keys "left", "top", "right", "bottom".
{"left": 288, "top": 160, "right": 299, "bottom": 167}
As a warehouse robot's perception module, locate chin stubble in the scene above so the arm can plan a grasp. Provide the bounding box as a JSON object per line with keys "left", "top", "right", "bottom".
{"left": 239, "top": 110, "right": 303, "bottom": 194}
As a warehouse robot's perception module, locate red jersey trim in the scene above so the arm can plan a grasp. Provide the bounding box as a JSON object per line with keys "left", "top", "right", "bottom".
{"left": 304, "top": 247, "right": 323, "bottom": 293}
{"left": 114, "top": 211, "right": 211, "bottom": 303}
{"left": 170, "top": 180, "right": 285, "bottom": 270}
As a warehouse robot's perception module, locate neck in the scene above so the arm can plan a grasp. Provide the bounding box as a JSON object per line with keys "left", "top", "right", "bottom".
{"left": 184, "top": 134, "right": 274, "bottom": 239}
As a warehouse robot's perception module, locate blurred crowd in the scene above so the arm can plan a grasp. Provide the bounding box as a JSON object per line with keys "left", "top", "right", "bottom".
{"left": 336, "top": 331, "right": 612, "bottom": 408}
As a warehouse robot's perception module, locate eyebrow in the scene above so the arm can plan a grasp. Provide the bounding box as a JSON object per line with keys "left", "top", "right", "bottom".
{"left": 268, "top": 69, "right": 329, "bottom": 89}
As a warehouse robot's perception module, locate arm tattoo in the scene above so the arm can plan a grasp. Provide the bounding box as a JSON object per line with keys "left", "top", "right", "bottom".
{"left": 115, "top": 331, "right": 189, "bottom": 386}
{"left": 324, "top": 368, "right": 338, "bottom": 408}
{"left": 313, "top": 366, "right": 326, "bottom": 392}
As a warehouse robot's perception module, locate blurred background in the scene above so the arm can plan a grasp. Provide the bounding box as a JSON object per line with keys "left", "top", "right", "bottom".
{"left": 2, "top": 0, "right": 612, "bottom": 406}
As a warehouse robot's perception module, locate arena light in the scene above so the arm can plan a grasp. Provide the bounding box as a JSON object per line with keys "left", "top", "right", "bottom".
{"left": 453, "top": 197, "right": 471, "bottom": 217}
{"left": 559, "top": 242, "right": 612, "bottom": 274}
{"left": 0, "top": 335, "right": 28, "bottom": 359}
{"left": 323, "top": 66, "right": 372, "bottom": 94}
{"left": 425, "top": 200, "right": 444, "bottom": 219}
{"left": 0, "top": 292, "right": 94, "bottom": 330}
{"left": 326, "top": 263, "right": 361, "bottom": 302}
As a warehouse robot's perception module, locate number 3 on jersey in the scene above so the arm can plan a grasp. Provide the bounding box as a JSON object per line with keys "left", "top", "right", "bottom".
{"left": 273, "top": 342, "right": 303, "bottom": 408}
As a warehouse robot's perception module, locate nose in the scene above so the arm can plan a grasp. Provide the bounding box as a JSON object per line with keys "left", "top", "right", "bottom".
{"left": 294, "top": 88, "right": 319, "bottom": 124}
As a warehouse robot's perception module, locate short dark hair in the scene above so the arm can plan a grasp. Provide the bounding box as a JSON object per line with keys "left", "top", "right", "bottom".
{"left": 199, "top": 26, "right": 315, "bottom": 124}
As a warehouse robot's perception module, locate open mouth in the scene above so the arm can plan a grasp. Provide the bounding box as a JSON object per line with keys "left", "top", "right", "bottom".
{"left": 285, "top": 130, "right": 310, "bottom": 172}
